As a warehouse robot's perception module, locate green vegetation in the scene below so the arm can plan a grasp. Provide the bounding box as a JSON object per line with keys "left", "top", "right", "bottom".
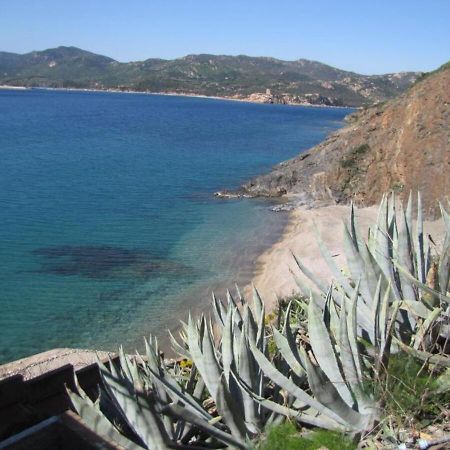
{"left": 0, "top": 46, "right": 419, "bottom": 106}
{"left": 254, "top": 422, "right": 356, "bottom": 450}
{"left": 339, "top": 143, "right": 370, "bottom": 168}
{"left": 67, "top": 193, "right": 449, "bottom": 449}
{"left": 391, "top": 180, "right": 405, "bottom": 192}
{"left": 382, "top": 353, "right": 450, "bottom": 424}
{"left": 412, "top": 60, "right": 450, "bottom": 85}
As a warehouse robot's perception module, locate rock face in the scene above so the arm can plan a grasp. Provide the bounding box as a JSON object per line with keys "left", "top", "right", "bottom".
{"left": 236, "top": 91, "right": 344, "bottom": 106}
{"left": 239, "top": 65, "right": 450, "bottom": 217}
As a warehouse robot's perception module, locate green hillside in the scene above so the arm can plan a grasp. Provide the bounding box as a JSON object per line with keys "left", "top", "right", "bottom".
{"left": 0, "top": 46, "right": 420, "bottom": 106}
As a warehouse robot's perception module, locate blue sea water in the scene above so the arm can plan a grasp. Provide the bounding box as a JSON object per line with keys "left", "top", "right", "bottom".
{"left": 0, "top": 89, "right": 352, "bottom": 363}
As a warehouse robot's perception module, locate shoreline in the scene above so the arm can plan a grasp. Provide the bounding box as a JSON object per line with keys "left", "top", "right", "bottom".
{"left": 245, "top": 203, "right": 446, "bottom": 310}
{"left": 0, "top": 85, "right": 356, "bottom": 109}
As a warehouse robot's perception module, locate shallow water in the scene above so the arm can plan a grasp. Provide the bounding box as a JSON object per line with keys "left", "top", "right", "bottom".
{"left": 0, "top": 89, "right": 352, "bottom": 363}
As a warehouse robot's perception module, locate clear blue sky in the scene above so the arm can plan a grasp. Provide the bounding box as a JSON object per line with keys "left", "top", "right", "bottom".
{"left": 1, "top": 0, "right": 449, "bottom": 74}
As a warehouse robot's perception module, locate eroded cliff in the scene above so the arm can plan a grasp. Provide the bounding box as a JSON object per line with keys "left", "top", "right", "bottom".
{"left": 238, "top": 64, "right": 450, "bottom": 216}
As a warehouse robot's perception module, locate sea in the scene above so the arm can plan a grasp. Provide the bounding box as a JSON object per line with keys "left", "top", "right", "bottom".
{"left": 0, "top": 89, "right": 352, "bottom": 364}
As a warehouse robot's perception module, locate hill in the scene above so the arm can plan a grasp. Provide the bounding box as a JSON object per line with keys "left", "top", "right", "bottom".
{"left": 235, "top": 63, "right": 450, "bottom": 216}
{"left": 0, "top": 46, "right": 419, "bottom": 107}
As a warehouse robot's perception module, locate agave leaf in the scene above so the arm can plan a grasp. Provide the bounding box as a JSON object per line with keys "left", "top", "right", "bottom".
{"left": 308, "top": 295, "right": 354, "bottom": 407}
{"left": 144, "top": 339, "right": 170, "bottom": 405}
{"left": 379, "top": 283, "right": 391, "bottom": 354}
{"left": 215, "top": 374, "right": 248, "bottom": 441}
{"left": 186, "top": 315, "right": 209, "bottom": 384}
{"left": 222, "top": 305, "right": 234, "bottom": 384}
{"left": 343, "top": 224, "right": 375, "bottom": 306}
{"left": 370, "top": 194, "right": 385, "bottom": 254}
{"left": 339, "top": 295, "right": 361, "bottom": 390}
{"left": 413, "top": 307, "right": 442, "bottom": 350}
{"left": 373, "top": 195, "right": 390, "bottom": 278}
{"left": 371, "top": 277, "right": 382, "bottom": 346}
{"left": 248, "top": 338, "right": 349, "bottom": 427}
{"left": 227, "top": 290, "right": 243, "bottom": 326}
{"left": 200, "top": 320, "right": 222, "bottom": 398}
{"left": 212, "top": 292, "right": 226, "bottom": 327}
{"left": 100, "top": 368, "right": 171, "bottom": 449}
{"left": 168, "top": 330, "right": 191, "bottom": 359}
{"left": 441, "top": 202, "right": 450, "bottom": 231}
{"left": 438, "top": 229, "right": 450, "bottom": 296}
{"left": 314, "top": 226, "right": 353, "bottom": 297}
{"left": 350, "top": 202, "right": 359, "bottom": 251}
{"left": 232, "top": 307, "right": 243, "bottom": 366}
{"left": 192, "top": 375, "right": 205, "bottom": 400}
{"left": 291, "top": 251, "right": 329, "bottom": 293}
{"left": 272, "top": 327, "right": 306, "bottom": 378}
{"left": 394, "top": 262, "right": 450, "bottom": 304}
{"left": 236, "top": 330, "right": 260, "bottom": 432}
{"left": 235, "top": 283, "right": 245, "bottom": 306}
{"left": 349, "top": 206, "right": 385, "bottom": 297}
{"left": 284, "top": 301, "right": 309, "bottom": 369}
{"left": 305, "top": 357, "right": 374, "bottom": 432}
{"left": 396, "top": 203, "right": 418, "bottom": 302}
{"left": 394, "top": 338, "right": 450, "bottom": 367}
{"left": 323, "top": 287, "right": 340, "bottom": 339}
{"left": 416, "top": 192, "right": 426, "bottom": 283}
{"left": 146, "top": 365, "right": 212, "bottom": 421}
{"left": 396, "top": 300, "right": 432, "bottom": 319}
{"left": 68, "top": 388, "right": 145, "bottom": 449}
{"left": 163, "top": 403, "right": 247, "bottom": 450}
{"left": 347, "top": 283, "right": 363, "bottom": 381}
{"left": 255, "top": 291, "right": 266, "bottom": 352}
{"left": 405, "top": 192, "right": 413, "bottom": 230}
{"left": 233, "top": 373, "right": 342, "bottom": 431}
{"left": 118, "top": 346, "right": 134, "bottom": 382}
{"left": 252, "top": 284, "right": 264, "bottom": 324}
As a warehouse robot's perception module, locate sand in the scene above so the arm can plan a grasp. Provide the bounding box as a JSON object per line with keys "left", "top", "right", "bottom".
{"left": 245, "top": 204, "right": 446, "bottom": 309}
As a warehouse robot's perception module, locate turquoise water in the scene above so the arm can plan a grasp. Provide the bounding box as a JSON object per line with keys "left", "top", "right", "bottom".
{"left": 0, "top": 89, "right": 352, "bottom": 363}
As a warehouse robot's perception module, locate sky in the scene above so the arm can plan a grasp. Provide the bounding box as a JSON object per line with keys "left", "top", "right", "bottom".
{"left": 0, "top": 0, "right": 449, "bottom": 74}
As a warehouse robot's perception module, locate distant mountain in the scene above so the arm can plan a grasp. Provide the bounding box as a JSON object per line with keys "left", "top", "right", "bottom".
{"left": 0, "top": 46, "right": 420, "bottom": 107}
{"left": 235, "top": 62, "right": 450, "bottom": 216}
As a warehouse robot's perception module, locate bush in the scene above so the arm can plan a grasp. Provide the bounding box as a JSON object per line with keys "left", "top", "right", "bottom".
{"left": 339, "top": 143, "right": 370, "bottom": 168}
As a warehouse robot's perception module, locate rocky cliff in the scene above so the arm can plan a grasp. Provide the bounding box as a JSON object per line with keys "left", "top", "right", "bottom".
{"left": 237, "top": 64, "right": 450, "bottom": 216}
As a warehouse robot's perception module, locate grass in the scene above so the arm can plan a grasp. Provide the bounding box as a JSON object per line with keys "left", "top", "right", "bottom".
{"left": 384, "top": 353, "right": 449, "bottom": 423}
{"left": 366, "top": 352, "right": 450, "bottom": 432}
{"left": 254, "top": 422, "right": 356, "bottom": 450}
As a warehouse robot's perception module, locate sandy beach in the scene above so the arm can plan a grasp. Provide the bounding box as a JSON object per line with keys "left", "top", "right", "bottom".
{"left": 246, "top": 204, "right": 446, "bottom": 309}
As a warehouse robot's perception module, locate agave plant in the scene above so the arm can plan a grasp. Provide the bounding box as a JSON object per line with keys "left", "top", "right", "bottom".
{"left": 67, "top": 193, "right": 449, "bottom": 448}
{"left": 246, "top": 291, "right": 380, "bottom": 434}
{"left": 69, "top": 284, "right": 382, "bottom": 448}
{"left": 169, "top": 287, "right": 272, "bottom": 443}
{"left": 172, "top": 286, "right": 381, "bottom": 435}
{"left": 292, "top": 193, "right": 450, "bottom": 364}
{"left": 68, "top": 339, "right": 247, "bottom": 449}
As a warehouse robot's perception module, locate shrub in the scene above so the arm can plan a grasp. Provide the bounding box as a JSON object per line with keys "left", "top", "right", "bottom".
{"left": 339, "top": 143, "right": 370, "bottom": 168}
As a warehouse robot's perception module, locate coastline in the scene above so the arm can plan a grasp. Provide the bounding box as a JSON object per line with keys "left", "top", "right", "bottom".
{"left": 0, "top": 85, "right": 355, "bottom": 109}
{"left": 245, "top": 203, "right": 446, "bottom": 310}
